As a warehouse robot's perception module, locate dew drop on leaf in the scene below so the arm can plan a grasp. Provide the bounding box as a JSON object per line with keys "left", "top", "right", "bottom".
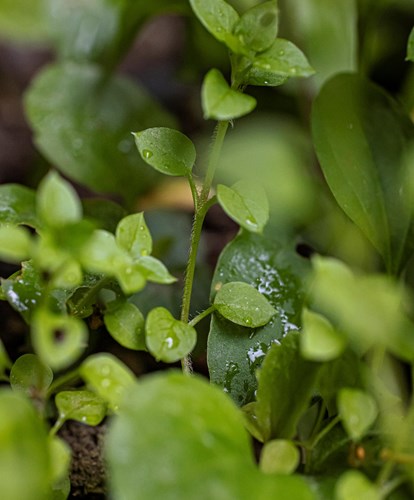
{"left": 142, "top": 149, "right": 153, "bottom": 159}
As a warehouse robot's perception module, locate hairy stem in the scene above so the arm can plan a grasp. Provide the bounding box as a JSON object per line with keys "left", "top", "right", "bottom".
{"left": 180, "top": 121, "right": 229, "bottom": 374}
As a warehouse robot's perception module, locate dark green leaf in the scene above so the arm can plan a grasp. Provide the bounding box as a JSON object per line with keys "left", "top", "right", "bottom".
{"left": 146, "top": 307, "right": 197, "bottom": 362}
{"left": 312, "top": 73, "right": 414, "bottom": 274}
{"left": 189, "top": 0, "right": 241, "bottom": 53}
{"left": 82, "top": 198, "right": 127, "bottom": 233}
{"left": 408, "top": 27, "right": 414, "bottom": 62}
{"left": 116, "top": 213, "right": 152, "bottom": 259}
{"left": 208, "top": 231, "right": 309, "bottom": 406}
{"left": 217, "top": 180, "right": 269, "bottom": 233}
{"left": 55, "top": 390, "right": 107, "bottom": 426}
{"left": 104, "top": 301, "right": 146, "bottom": 351}
{"left": 25, "top": 63, "right": 176, "bottom": 203}
{"left": 32, "top": 309, "right": 88, "bottom": 370}
{"left": 214, "top": 281, "right": 276, "bottom": 327}
{"left": 37, "top": 171, "right": 82, "bottom": 227}
{"left": 80, "top": 353, "right": 136, "bottom": 412}
{"left": 256, "top": 331, "right": 321, "bottom": 440}
{"left": 106, "top": 371, "right": 316, "bottom": 500}
{"left": 234, "top": 1, "right": 278, "bottom": 53}
{"left": 133, "top": 127, "right": 196, "bottom": 177}
{"left": 202, "top": 68, "right": 256, "bottom": 120}
{"left": 338, "top": 388, "right": 378, "bottom": 441}
{"left": 0, "top": 225, "right": 32, "bottom": 263}
{"left": 10, "top": 354, "right": 53, "bottom": 397}
{"left": 0, "top": 339, "right": 11, "bottom": 374}
{"left": 0, "top": 184, "right": 37, "bottom": 227}
{"left": 0, "top": 390, "right": 50, "bottom": 500}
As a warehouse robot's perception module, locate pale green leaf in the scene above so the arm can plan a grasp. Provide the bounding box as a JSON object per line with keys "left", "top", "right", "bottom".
{"left": 217, "top": 180, "right": 269, "bottom": 233}
{"left": 214, "top": 281, "right": 276, "bottom": 328}
{"left": 260, "top": 439, "right": 300, "bottom": 475}
{"left": 136, "top": 256, "right": 177, "bottom": 284}
{"left": 145, "top": 307, "right": 197, "bottom": 362}
{"left": 202, "top": 68, "right": 256, "bottom": 120}
{"left": 338, "top": 388, "right": 378, "bottom": 441}
{"left": 116, "top": 212, "right": 152, "bottom": 259}
{"left": 336, "top": 471, "right": 379, "bottom": 500}
{"left": 48, "top": 436, "right": 71, "bottom": 484}
{"left": 55, "top": 390, "right": 107, "bottom": 426}
{"left": 133, "top": 127, "right": 196, "bottom": 177}
{"left": 104, "top": 301, "right": 146, "bottom": 350}
{"left": 0, "top": 0, "right": 48, "bottom": 43}
{"left": 234, "top": 1, "right": 278, "bottom": 53}
{"left": 0, "top": 225, "right": 32, "bottom": 263}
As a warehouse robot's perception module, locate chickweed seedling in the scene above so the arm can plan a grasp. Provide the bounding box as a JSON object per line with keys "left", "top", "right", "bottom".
{"left": 0, "top": 0, "right": 414, "bottom": 499}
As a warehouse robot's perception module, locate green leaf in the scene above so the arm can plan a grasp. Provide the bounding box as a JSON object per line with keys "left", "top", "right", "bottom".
{"left": 32, "top": 309, "right": 88, "bottom": 370}
{"left": 0, "top": 339, "right": 11, "bottom": 374}
{"left": 249, "top": 38, "right": 314, "bottom": 83}
{"left": 202, "top": 68, "right": 256, "bottom": 120}
{"left": 48, "top": 436, "right": 71, "bottom": 484}
{"left": 55, "top": 390, "right": 107, "bottom": 426}
{"left": 234, "top": 1, "right": 278, "bottom": 53}
{"left": 300, "top": 308, "right": 346, "bottom": 362}
{"left": 81, "top": 229, "right": 127, "bottom": 274}
{"left": 0, "top": 390, "right": 50, "bottom": 500}
{"left": 136, "top": 256, "right": 177, "bottom": 284}
{"left": 116, "top": 213, "right": 152, "bottom": 259}
{"left": 338, "top": 388, "right": 378, "bottom": 441}
{"left": 25, "top": 63, "right": 176, "bottom": 203}
{"left": 280, "top": 0, "right": 357, "bottom": 91}
{"left": 335, "top": 471, "right": 379, "bottom": 500}
{"left": 217, "top": 180, "right": 269, "bottom": 233}
{"left": 0, "top": 0, "right": 48, "bottom": 43}
{"left": 0, "top": 225, "right": 32, "bottom": 263}
{"left": 145, "top": 307, "right": 197, "bottom": 363}
{"left": 311, "top": 73, "right": 414, "bottom": 274}
{"left": 0, "top": 184, "right": 37, "bottom": 227}
{"left": 408, "top": 27, "right": 414, "bottom": 62}
{"left": 189, "top": 0, "right": 241, "bottom": 52}
{"left": 214, "top": 281, "right": 276, "bottom": 328}
{"left": 260, "top": 439, "right": 300, "bottom": 475}
{"left": 208, "top": 231, "right": 309, "bottom": 406}
{"left": 133, "top": 127, "right": 196, "bottom": 177}
{"left": 256, "top": 332, "right": 321, "bottom": 441}
{"left": 10, "top": 354, "right": 53, "bottom": 398}
{"left": 106, "top": 372, "right": 316, "bottom": 500}
{"left": 80, "top": 354, "right": 136, "bottom": 412}
{"left": 37, "top": 171, "right": 82, "bottom": 228}
{"left": 104, "top": 301, "right": 146, "bottom": 351}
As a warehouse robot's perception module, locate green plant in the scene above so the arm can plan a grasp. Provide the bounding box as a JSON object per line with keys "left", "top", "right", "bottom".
{"left": 1, "top": 0, "right": 414, "bottom": 499}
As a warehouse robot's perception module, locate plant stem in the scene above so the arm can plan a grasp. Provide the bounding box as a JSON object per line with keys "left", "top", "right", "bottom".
{"left": 189, "top": 305, "right": 216, "bottom": 327}
{"left": 180, "top": 121, "right": 229, "bottom": 374}
{"left": 47, "top": 368, "right": 80, "bottom": 398}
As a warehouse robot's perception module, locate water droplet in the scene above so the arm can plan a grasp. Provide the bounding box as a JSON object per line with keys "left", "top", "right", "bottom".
{"left": 101, "top": 378, "right": 111, "bottom": 388}
{"left": 245, "top": 216, "right": 258, "bottom": 228}
{"left": 142, "top": 149, "right": 153, "bottom": 159}
{"left": 244, "top": 317, "right": 253, "bottom": 326}
{"left": 125, "top": 267, "right": 132, "bottom": 275}
{"left": 278, "top": 50, "right": 285, "bottom": 56}
{"left": 81, "top": 416, "right": 87, "bottom": 422}
{"left": 348, "top": 123, "right": 354, "bottom": 130}
{"left": 263, "top": 80, "right": 270, "bottom": 85}
{"left": 101, "top": 365, "right": 111, "bottom": 376}
{"left": 216, "top": 27, "right": 223, "bottom": 33}
{"left": 262, "top": 64, "right": 271, "bottom": 70}
{"left": 290, "top": 67, "right": 297, "bottom": 75}
{"left": 141, "top": 249, "right": 148, "bottom": 256}
{"left": 139, "top": 226, "right": 145, "bottom": 231}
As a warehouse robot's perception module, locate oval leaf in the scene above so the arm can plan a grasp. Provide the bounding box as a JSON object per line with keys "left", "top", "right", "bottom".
{"left": 104, "top": 301, "right": 146, "bottom": 350}
{"left": 0, "top": 184, "right": 37, "bottom": 227}
{"left": 146, "top": 307, "right": 197, "bottom": 363}
{"left": 80, "top": 353, "right": 136, "bottom": 411}
{"left": 10, "top": 354, "right": 53, "bottom": 398}
{"left": 234, "top": 1, "right": 278, "bottom": 53}
{"left": 0, "top": 390, "right": 50, "bottom": 500}
{"left": 208, "top": 231, "right": 309, "bottom": 406}
{"left": 337, "top": 388, "right": 378, "bottom": 441}
{"left": 336, "top": 471, "right": 379, "bottom": 500}
{"left": 214, "top": 281, "right": 276, "bottom": 328}
{"left": 55, "top": 390, "right": 107, "bottom": 426}
{"left": 116, "top": 212, "right": 152, "bottom": 259}
{"left": 300, "top": 308, "right": 346, "bottom": 362}
{"left": 202, "top": 69, "right": 256, "bottom": 120}
{"left": 260, "top": 439, "right": 300, "bottom": 475}
{"left": 312, "top": 73, "right": 414, "bottom": 274}
{"left": 136, "top": 255, "right": 177, "bottom": 284}
{"left": 133, "top": 127, "right": 196, "bottom": 177}
{"left": 217, "top": 180, "right": 269, "bottom": 233}
{"left": 0, "top": 225, "right": 32, "bottom": 263}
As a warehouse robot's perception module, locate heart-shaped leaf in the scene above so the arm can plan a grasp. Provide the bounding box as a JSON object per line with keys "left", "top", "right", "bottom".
{"left": 80, "top": 353, "right": 136, "bottom": 412}
{"left": 202, "top": 69, "right": 256, "bottom": 120}
{"left": 214, "top": 281, "right": 276, "bottom": 328}
{"left": 145, "top": 307, "right": 197, "bottom": 363}
{"left": 208, "top": 231, "right": 309, "bottom": 406}
{"left": 312, "top": 73, "right": 414, "bottom": 274}
{"left": 55, "top": 390, "right": 107, "bottom": 426}
{"left": 337, "top": 388, "right": 378, "bottom": 441}
{"left": 217, "top": 180, "right": 269, "bottom": 233}
{"left": 133, "top": 127, "right": 196, "bottom": 177}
